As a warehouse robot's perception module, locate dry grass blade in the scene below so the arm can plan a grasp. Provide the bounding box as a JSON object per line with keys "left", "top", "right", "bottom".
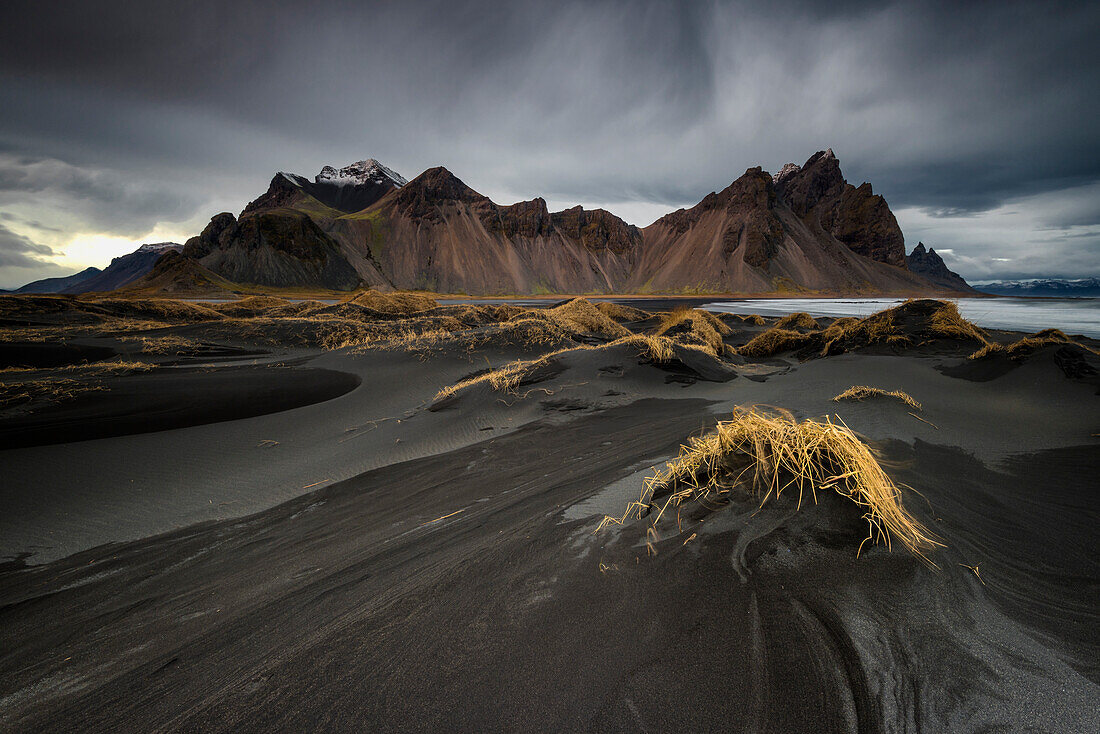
{"left": 602, "top": 407, "right": 942, "bottom": 565}
{"left": 833, "top": 385, "right": 922, "bottom": 410}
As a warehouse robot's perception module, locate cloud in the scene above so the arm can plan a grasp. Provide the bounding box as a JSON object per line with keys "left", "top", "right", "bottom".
{"left": 0, "top": 0, "right": 1096, "bottom": 283}
{"left": 0, "top": 154, "right": 203, "bottom": 237}
{"left": 895, "top": 181, "right": 1100, "bottom": 280}
{"left": 0, "top": 221, "right": 56, "bottom": 269}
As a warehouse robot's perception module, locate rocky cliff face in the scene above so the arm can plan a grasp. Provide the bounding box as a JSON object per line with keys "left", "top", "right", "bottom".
{"left": 630, "top": 163, "right": 928, "bottom": 294}
{"left": 183, "top": 209, "right": 361, "bottom": 290}
{"left": 906, "top": 242, "right": 974, "bottom": 293}
{"left": 549, "top": 206, "right": 643, "bottom": 255}
{"left": 334, "top": 168, "right": 637, "bottom": 293}
{"left": 774, "top": 149, "right": 907, "bottom": 267}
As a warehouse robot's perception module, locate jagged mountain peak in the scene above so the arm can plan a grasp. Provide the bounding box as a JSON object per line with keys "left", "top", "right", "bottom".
{"left": 772, "top": 162, "right": 801, "bottom": 185}
{"left": 391, "top": 166, "right": 486, "bottom": 209}
{"left": 315, "top": 159, "right": 407, "bottom": 188}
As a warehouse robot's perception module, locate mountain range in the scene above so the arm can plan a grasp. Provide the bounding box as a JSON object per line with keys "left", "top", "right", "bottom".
{"left": 16, "top": 151, "right": 978, "bottom": 296}
{"left": 974, "top": 278, "right": 1100, "bottom": 298}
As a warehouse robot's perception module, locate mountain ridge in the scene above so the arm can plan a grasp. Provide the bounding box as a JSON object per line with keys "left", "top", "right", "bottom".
{"left": 17, "top": 152, "right": 981, "bottom": 296}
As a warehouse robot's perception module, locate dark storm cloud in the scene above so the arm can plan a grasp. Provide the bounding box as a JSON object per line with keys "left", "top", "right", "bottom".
{"left": 0, "top": 222, "right": 54, "bottom": 268}
{"left": 0, "top": 154, "right": 202, "bottom": 236}
{"left": 0, "top": 0, "right": 1097, "bottom": 282}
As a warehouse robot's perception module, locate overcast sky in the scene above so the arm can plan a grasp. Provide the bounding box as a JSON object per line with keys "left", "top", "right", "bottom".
{"left": 1, "top": 0, "right": 1097, "bottom": 288}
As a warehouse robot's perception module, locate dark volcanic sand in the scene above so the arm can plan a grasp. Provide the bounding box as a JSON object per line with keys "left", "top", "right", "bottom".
{"left": 0, "top": 319, "right": 1098, "bottom": 731}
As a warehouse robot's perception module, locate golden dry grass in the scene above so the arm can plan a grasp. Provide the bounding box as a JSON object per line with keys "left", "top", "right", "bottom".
{"left": 774, "top": 312, "right": 820, "bottom": 330}
{"left": 0, "top": 358, "right": 153, "bottom": 376}
{"left": 432, "top": 356, "right": 542, "bottom": 402}
{"left": 0, "top": 378, "right": 105, "bottom": 411}
{"left": 211, "top": 295, "right": 294, "bottom": 318}
{"left": 341, "top": 289, "right": 439, "bottom": 315}
{"left": 736, "top": 328, "right": 813, "bottom": 357}
{"left": 738, "top": 314, "right": 768, "bottom": 326}
{"left": 514, "top": 298, "right": 631, "bottom": 339}
{"left": 0, "top": 319, "right": 184, "bottom": 343}
{"left": 599, "top": 407, "right": 941, "bottom": 564}
{"left": 819, "top": 310, "right": 909, "bottom": 354}
{"left": 86, "top": 297, "right": 224, "bottom": 322}
{"left": 818, "top": 300, "right": 989, "bottom": 356}
{"left": 652, "top": 308, "right": 731, "bottom": 357}
{"left": 967, "top": 328, "right": 1097, "bottom": 360}
{"left": 131, "top": 335, "right": 199, "bottom": 354}
{"left": 0, "top": 357, "right": 152, "bottom": 412}
{"left": 926, "top": 301, "right": 989, "bottom": 343}
{"left": 833, "top": 385, "right": 922, "bottom": 410}
{"left": 595, "top": 302, "right": 652, "bottom": 322}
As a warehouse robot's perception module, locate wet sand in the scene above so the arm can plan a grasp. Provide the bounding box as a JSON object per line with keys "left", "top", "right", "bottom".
{"left": 0, "top": 297, "right": 1097, "bottom": 732}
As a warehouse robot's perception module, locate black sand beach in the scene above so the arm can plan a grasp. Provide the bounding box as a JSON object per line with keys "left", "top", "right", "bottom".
{"left": 0, "top": 294, "right": 1097, "bottom": 732}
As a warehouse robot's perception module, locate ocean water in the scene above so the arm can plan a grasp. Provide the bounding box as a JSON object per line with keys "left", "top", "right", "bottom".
{"left": 701, "top": 297, "right": 1100, "bottom": 338}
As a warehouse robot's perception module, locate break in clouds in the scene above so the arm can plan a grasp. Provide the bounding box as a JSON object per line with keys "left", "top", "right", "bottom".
{"left": 0, "top": 0, "right": 1097, "bottom": 286}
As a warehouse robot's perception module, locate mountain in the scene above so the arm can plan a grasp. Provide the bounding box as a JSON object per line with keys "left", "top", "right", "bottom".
{"left": 179, "top": 160, "right": 406, "bottom": 290}
{"left": 15, "top": 266, "right": 101, "bottom": 294}
{"left": 773, "top": 149, "right": 906, "bottom": 267}
{"left": 974, "top": 277, "right": 1100, "bottom": 298}
{"left": 117, "top": 249, "right": 240, "bottom": 296}
{"left": 254, "top": 159, "right": 406, "bottom": 215}
{"left": 905, "top": 242, "right": 975, "bottom": 293}
{"left": 182, "top": 208, "right": 361, "bottom": 290}
{"left": 165, "top": 151, "right": 973, "bottom": 295}
{"left": 325, "top": 167, "right": 642, "bottom": 293}
{"left": 627, "top": 151, "right": 931, "bottom": 293}
{"left": 13, "top": 243, "right": 182, "bottom": 294}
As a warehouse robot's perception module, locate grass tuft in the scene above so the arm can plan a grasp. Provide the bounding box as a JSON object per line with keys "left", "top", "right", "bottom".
{"left": 967, "top": 328, "right": 1097, "bottom": 360}
{"left": 652, "top": 308, "right": 730, "bottom": 356}
{"left": 602, "top": 408, "right": 941, "bottom": 565}
{"left": 595, "top": 302, "right": 652, "bottom": 322}
{"left": 774, "top": 312, "right": 820, "bottom": 330}
{"left": 736, "top": 328, "right": 813, "bottom": 357}
{"left": 833, "top": 385, "right": 922, "bottom": 410}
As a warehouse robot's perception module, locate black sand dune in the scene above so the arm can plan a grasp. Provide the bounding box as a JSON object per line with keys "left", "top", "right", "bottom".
{"left": 0, "top": 341, "right": 117, "bottom": 369}
{"left": 0, "top": 405, "right": 1095, "bottom": 732}
{"left": 0, "top": 295, "right": 1097, "bottom": 731}
{"left": 0, "top": 365, "right": 361, "bottom": 449}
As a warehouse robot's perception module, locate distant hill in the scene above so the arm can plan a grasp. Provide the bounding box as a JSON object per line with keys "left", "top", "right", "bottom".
{"left": 975, "top": 278, "right": 1100, "bottom": 298}
{"left": 15, "top": 266, "right": 101, "bottom": 293}
{"left": 14, "top": 243, "right": 182, "bottom": 294}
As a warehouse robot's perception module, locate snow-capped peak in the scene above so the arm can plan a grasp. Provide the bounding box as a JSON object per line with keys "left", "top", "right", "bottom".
{"left": 279, "top": 171, "right": 308, "bottom": 186}
{"left": 136, "top": 242, "right": 183, "bottom": 254}
{"left": 772, "top": 163, "right": 801, "bottom": 184}
{"left": 315, "top": 159, "right": 407, "bottom": 188}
